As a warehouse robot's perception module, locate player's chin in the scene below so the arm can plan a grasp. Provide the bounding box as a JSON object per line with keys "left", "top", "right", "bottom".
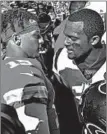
{"left": 67, "top": 53, "right": 76, "bottom": 60}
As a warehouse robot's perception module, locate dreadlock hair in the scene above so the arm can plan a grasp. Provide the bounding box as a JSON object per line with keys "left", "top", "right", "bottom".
{"left": 1, "top": 8, "right": 38, "bottom": 43}
{"left": 68, "top": 9, "right": 104, "bottom": 41}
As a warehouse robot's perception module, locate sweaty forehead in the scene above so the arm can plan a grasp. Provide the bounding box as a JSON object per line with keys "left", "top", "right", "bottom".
{"left": 64, "top": 21, "right": 84, "bottom": 36}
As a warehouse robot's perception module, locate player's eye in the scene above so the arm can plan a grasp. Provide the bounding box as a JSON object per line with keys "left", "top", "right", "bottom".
{"left": 70, "top": 36, "right": 78, "bottom": 41}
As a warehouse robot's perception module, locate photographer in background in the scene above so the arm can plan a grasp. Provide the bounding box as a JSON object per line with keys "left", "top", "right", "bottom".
{"left": 38, "top": 12, "right": 55, "bottom": 78}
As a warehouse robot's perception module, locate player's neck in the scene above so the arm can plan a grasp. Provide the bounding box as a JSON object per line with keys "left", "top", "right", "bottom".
{"left": 6, "top": 51, "right": 28, "bottom": 58}
{"left": 76, "top": 45, "right": 105, "bottom": 70}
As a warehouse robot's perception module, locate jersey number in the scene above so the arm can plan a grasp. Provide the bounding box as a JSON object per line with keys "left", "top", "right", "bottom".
{"left": 6, "top": 60, "right": 32, "bottom": 68}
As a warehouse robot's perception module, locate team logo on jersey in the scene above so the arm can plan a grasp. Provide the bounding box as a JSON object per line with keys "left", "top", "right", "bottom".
{"left": 85, "top": 123, "right": 106, "bottom": 134}
{"left": 98, "top": 82, "right": 106, "bottom": 95}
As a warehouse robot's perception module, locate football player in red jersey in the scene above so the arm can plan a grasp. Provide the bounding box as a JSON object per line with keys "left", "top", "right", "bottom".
{"left": 1, "top": 22, "right": 60, "bottom": 134}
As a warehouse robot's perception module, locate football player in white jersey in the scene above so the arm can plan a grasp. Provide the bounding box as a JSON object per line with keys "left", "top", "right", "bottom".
{"left": 53, "top": 8, "right": 106, "bottom": 134}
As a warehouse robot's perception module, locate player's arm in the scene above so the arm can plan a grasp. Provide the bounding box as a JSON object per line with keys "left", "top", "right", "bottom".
{"left": 46, "top": 79, "right": 60, "bottom": 134}
{"left": 52, "top": 48, "right": 69, "bottom": 89}
{"left": 22, "top": 83, "right": 50, "bottom": 134}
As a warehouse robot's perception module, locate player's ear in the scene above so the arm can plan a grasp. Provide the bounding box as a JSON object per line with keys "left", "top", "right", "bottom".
{"left": 90, "top": 35, "right": 100, "bottom": 46}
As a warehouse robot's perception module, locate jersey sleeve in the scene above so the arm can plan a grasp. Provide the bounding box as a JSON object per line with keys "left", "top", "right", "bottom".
{"left": 22, "top": 83, "right": 48, "bottom": 105}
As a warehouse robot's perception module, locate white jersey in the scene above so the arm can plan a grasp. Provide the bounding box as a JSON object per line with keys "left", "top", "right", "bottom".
{"left": 53, "top": 47, "right": 106, "bottom": 99}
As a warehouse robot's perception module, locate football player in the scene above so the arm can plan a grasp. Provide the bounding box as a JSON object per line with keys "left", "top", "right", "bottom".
{"left": 1, "top": 22, "right": 60, "bottom": 134}
{"left": 53, "top": 9, "right": 106, "bottom": 134}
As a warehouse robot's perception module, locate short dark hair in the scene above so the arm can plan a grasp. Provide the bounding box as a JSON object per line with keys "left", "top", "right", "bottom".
{"left": 68, "top": 9, "right": 104, "bottom": 40}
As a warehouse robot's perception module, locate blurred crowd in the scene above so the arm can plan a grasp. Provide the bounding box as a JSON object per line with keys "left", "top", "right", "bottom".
{"left": 1, "top": 1, "right": 70, "bottom": 20}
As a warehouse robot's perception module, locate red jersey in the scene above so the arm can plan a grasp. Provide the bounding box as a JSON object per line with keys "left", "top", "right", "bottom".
{"left": 1, "top": 57, "right": 54, "bottom": 107}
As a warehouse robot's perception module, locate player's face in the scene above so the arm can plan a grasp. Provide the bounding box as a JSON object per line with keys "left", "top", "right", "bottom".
{"left": 64, "top": 21, "right": 92, "bottom": 60}
{"left": 20, "top": 30, "right": 42, "bottom": 57}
